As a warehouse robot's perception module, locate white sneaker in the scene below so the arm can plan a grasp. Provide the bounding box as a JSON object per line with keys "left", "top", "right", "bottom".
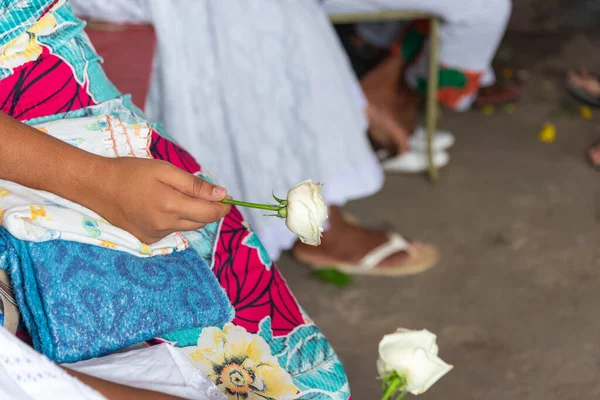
{"left": 381, "top": 150, "right": 450, "bottom": 173}
{"left": 408, "top": 126, "right": 455, "bottom": 153}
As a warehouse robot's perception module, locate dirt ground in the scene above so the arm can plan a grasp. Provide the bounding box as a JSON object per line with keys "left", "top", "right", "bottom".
{"left": 277, "top": 31, "right": 600, "bottom": 400}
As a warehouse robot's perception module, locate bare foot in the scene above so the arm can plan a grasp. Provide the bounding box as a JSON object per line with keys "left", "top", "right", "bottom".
{"left": 292, "top": 206, "right": 413, "bottom": 269}
{"left": 588, "top": 142, "right": 600, "bottom": 167}
{"left": 361, "top": 54, "right": 421, "bottom": 155}
{"left": 568, "top": 68, "right": 600, "bottom": 98}
{"left": 366, "top": 103, "right": 409, "bottom": 154}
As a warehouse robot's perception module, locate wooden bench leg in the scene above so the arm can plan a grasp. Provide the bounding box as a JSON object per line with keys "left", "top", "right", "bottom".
{"left": 426, "top": 17, "right": 440, "bottom": 182}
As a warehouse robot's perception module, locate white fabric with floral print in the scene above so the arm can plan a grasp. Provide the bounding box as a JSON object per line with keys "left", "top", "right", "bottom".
{"left": 0, "top": 115, "right": 189, "bottom": 257}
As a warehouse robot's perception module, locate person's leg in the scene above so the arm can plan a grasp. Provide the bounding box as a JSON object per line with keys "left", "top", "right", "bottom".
{"left": 402, "top": 0, "right": 514, "bottom": 111}
{"left": 323, "top": 0, "right": 515, "bottom": 111}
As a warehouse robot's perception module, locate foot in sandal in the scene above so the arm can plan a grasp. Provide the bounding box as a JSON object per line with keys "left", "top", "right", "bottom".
{"left": 589, "top": 142, "right": 600, "bottom": 169}
{"left": 566, "top": 68, "right": 600, "bottom": 106}
{"left": 474, "top": 84, "right": 521, "bottom": 107}
{"left": 292, "top": 206, "right": 439, "bottom": 276}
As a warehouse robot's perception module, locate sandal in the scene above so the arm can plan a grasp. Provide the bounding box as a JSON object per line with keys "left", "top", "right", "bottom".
{"left": 379, "top": 150, "right": 450, "bottom": 174}
{"left": 310, "top": 233, "right": 439, "bottom": 277}
{"left": 408, "top": 126, "right": 455, "bottom": 153}
{"left": 475, "top": 83, "right": 521, "bottom": 108}
{"left": 588, "top": 141, "right": 600, "bottom": 169}
{"left": 566, "top": 76, "right": 600, "bottom": 107}
{"left": 566, "top": 68, "right": 600, "bottom": 107}
{"left": 295, "top": 212, "right": 439, "bottom": 276}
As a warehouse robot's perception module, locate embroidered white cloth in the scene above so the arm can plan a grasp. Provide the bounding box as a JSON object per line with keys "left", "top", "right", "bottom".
{"left": 0, "top": 115, "right": 188, "bottom": 257}
{"left": 0, "top": 326, "right": 106, "bottom": 400}
{"left": 0, "top": 326, "right": 224, "bottom": 400}
{"left": 66, "top": 344, "right": 226, "bottom": 400}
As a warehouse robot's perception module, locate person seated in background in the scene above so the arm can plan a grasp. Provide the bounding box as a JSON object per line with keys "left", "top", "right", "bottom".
{"left": 323, "top": 0, "right": 520, "bottom": 173}
{"left": 566, "top": 68, "right": 600, "bottom": 168}
{"left": 0, "top": 1, "right": 350, "bottom": 398}
{"left": 70, "top": 0, "right": 440, "bottom": 276}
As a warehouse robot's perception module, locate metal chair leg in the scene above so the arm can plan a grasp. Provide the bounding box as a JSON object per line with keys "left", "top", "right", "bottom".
{"left": 426, "top": 17, "right": 440, "bottom": 182}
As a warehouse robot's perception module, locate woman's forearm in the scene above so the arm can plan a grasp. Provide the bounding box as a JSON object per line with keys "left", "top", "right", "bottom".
{"left": 0, "top": 112, "right": 104, "bottom": 202}
{"left": 0, "top": 111, "right": 231, "bottom": 244}
{"left": 64, "top": 368, "right": 185, "bottom": 400}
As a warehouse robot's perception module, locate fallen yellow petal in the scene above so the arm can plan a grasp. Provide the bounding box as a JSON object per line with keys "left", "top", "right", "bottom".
{"left": 580, "top": 106, "right": 593, "bottom": 120}
{"left": 538, "top": 123, "right": 556, "bottom": 143}
{"left": 504, "top": 104, "right": 516, "bottom": 114}
{"left": 481, "top": 104, "right": 495, "bottom": 115}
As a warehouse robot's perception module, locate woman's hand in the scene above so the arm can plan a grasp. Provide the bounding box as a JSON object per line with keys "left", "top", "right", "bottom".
{"left": 366, "top": 102, "right": 409, "bottom": 154}
{"left": 64, "top": 367, "right": 186, "bottom": 400}
{"left": 87, "top": 157, "right": 232, "bottom": 244}
{"left": 0, "top": 112, "right": 231, "bottom": 244}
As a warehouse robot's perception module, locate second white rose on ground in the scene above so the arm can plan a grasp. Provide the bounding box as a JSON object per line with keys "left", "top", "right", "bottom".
{"left": 377, "top": 328, "right": 453, "bottom": 395}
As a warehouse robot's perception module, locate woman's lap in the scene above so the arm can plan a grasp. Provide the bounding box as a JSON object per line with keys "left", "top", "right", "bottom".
{"left": 0, "top": 3, "right": 350, "bottom": 398}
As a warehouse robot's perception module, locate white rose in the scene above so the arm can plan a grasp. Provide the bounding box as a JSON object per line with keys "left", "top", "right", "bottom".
{"left": 284, "top": 179, "right": 328, "bottom": 246}
{"left": 377, "top": 329, "right": 453, "bottom": 395}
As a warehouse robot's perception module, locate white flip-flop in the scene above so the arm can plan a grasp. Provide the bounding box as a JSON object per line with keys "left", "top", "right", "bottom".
{"left": 408, "top": 126, "right": 455, "bottom": 153}
{"left": 310, "top": 233, "right": 439, "bottom": 277}
{"left": 381, "top": 151, "right": 450, "bottom": 174}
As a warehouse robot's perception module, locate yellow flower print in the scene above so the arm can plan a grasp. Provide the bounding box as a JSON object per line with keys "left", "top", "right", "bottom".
{"left": 131, "top": 122, "right": 149, "bottom": 138}
{"left": 188, "top": 324, "right": 298, "bottom": 400}
{"left": 0, "top": 10, "right": 59, "bottom": 70}
{"left": 100, "top": 241, "right": 117, "bottom": 249}
{"left": 25, "top": 205, "right": 51, "bottom": 222}
{"left": 139, "top": 243, "right": 151, "bottom": 255}
{"left": 0, "top": 208, "right": 5, "bottom": 225}
{"left": 0, "top": 188, "right": 10, "bottom": 198}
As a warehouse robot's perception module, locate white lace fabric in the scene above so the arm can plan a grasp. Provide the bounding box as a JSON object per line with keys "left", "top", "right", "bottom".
{"left": 0, "top": 327, "right": 224, "bottom": 400}
{"left": 0, "top": 327, "right": 106, "bottom": 400}
{"left": 67, "top": 344, "right": 226, "bottom": 400}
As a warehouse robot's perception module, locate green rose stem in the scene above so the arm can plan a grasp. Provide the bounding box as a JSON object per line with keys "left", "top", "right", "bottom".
{"left": 221, "top": 198, "right": 288, "bottom": 218}
{"left": 381, "top": 374, "right": 407, "bottom": 400}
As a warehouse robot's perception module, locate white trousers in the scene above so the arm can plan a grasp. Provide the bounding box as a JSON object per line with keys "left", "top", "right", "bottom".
{"left": 322, "top": 0, "right": 511, "bottom": 73}
{"left": 323, "top": 0, "right": 511, "bottom": 109}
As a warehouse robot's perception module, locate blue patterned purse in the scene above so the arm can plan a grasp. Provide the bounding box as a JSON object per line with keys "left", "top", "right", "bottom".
{"left": 0, "top": 228, "right": 234, "bottom": 363}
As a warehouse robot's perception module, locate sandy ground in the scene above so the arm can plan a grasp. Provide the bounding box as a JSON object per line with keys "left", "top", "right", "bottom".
{"left": 277, "top": 32, "right": 600, "bottom": 400}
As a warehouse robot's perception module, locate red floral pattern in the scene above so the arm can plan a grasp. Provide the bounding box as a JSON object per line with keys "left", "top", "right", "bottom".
{"left": 149, "top": 132, "right": 305, "bottom": 337}
{"left": 0, "top": 48, "right": 93, "bottom": 120}
{"left": 212, "top": 207, "right": 304, "bottom": 335}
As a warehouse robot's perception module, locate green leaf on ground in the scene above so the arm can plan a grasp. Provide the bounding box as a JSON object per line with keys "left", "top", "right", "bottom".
{"left": 311, "top": 268, "right": 353, "bottom": 287}
{"left": 533, "top": 92, "right": 547, "bottom": 102}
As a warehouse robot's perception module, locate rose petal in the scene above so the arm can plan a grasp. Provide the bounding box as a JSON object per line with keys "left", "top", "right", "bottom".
{"left": 404, "top": 349, "right": 453, "bottom": 395}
